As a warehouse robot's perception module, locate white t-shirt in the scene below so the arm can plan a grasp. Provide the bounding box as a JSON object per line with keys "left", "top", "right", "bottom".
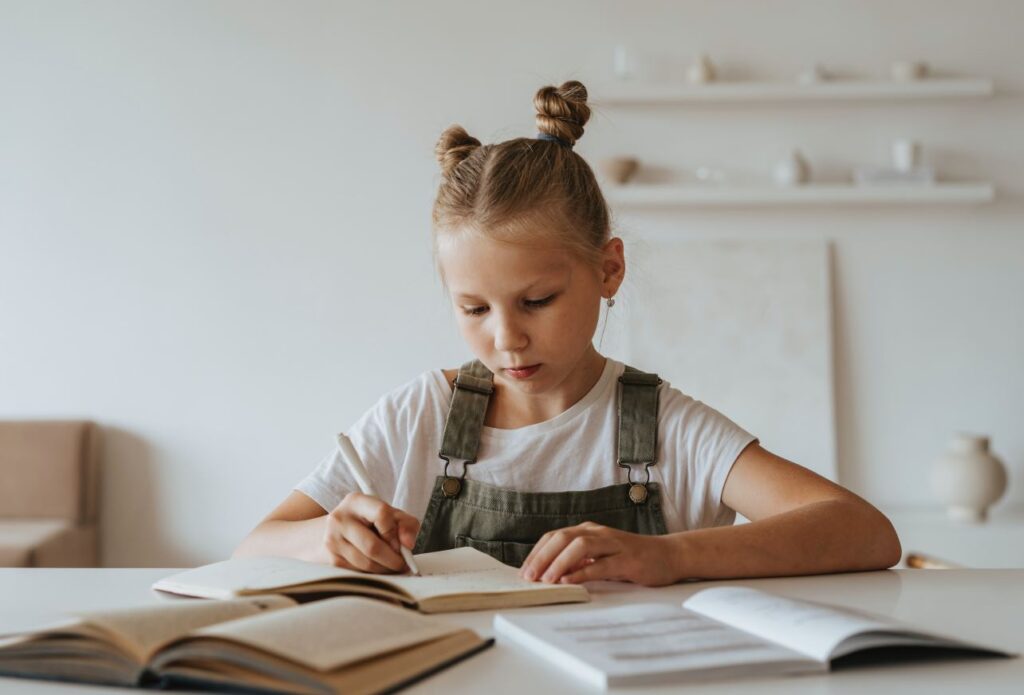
{"left": 296, "top": 358, "right": 756, "bottom": 534}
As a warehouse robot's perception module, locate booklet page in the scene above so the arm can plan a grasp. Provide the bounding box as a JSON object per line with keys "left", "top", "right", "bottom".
{"left": 683, "top": 587, "right": 893, "bottom": 662}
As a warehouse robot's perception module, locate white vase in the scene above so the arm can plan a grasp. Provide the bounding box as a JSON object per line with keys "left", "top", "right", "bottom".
{"left": 929, "top": 434, "right": 1008, "bottom": 523}
{"left": 773, "top": 149, "right": 810, "bottom": 186}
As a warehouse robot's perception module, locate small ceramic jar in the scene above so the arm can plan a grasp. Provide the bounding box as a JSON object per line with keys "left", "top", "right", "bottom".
{"left": 929, "top": 434, "right": 1008, "bottom": 523}
{"left": 773, "top": 149, "right": 810, "bottom": 186}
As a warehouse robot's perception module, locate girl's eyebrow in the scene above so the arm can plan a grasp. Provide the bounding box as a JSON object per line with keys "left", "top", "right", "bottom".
{"left": 454, "top": 278, "right": 560, "bottom": 302}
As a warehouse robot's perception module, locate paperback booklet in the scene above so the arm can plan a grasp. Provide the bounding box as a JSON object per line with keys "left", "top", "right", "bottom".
{"left": 153, "top": 546, "right": 588, "bottom": 613}
{"left": 0, "top": 594, "right": 491, "bottom": 694}
{"left": 493, "top": 586, "right": 1015, "bottom": 689}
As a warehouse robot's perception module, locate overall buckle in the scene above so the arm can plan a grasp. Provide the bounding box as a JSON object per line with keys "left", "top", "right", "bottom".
{"left": 440, "top": 456, "right": 468, "bottom": 498}
{"left": 619, "top": 461, "right": 653, "bottom": 505}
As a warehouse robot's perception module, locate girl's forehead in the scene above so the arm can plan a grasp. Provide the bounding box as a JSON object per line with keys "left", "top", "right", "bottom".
{"left": 438, "top": 233, "right": 574, "bottom": 272}
{"left": 437, "top": 234, "right": 578, "bottom": 294}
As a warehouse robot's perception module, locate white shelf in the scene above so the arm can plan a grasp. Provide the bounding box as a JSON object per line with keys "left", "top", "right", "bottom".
{"left": 600, "top": 78, "right": 994, "bottom": 104}
{"left": 605, "top": 183, "right": 995, "bottom": 208}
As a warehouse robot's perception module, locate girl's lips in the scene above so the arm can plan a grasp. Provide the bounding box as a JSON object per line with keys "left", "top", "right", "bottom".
{"left": 505, "top": 364, "right": 541, "bottom": 379}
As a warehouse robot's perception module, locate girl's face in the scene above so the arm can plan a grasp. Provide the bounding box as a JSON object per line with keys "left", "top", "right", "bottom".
{"left": 438, "top": 231, "right": 623, "bottom": 400}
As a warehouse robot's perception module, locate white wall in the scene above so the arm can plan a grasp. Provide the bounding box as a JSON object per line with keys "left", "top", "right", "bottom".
{"left": 1, "top": 0, "right": 1021, "bottom": 566}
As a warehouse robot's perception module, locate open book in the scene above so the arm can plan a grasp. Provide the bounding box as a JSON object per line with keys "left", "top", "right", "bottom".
{"left": 494, "top": 586, "right": 1015, "bottom": 689}
{"left": 0, "top": 594, "right": 491, "bottom": 694}
{"left": 153, "top": 547, "right": 588, "bottom": 613}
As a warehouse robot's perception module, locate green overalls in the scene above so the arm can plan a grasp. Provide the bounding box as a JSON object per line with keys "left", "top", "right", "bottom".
{"left": 412, "top": 359, "right": 669, "bottom": 567}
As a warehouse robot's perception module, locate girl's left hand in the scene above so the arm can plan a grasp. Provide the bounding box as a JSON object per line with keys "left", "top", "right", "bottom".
{"left": 519, "top": 522, "right": 679, "bottom": 587}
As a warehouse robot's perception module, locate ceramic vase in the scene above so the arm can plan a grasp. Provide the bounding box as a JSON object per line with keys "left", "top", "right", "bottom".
{"left": 599, "top": 156, "right": 640, "bottom": 184}
{"left": 773, "top": 149, "right": 810, "bottom": 186}
{"left": 686, "top": 53, "right": 715, "bottom": 84}
{"left": 929, "top": 434, "right": 1008, "bottom": 523}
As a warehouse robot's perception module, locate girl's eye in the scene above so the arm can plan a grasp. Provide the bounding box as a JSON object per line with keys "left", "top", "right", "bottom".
{"left": 525, "top": 294, "right": 556, "bottom": 308}
{"left": 463, "top": 306, "right": 488, "bottom": 316}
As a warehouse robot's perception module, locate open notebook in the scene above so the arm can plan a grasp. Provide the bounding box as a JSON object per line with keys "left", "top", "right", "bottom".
{"left": 494, "top": 586, "right": 1015, "bottom": 688}
{"left": 153, "top": 547, "right": 588, "bottom": 613}
{"left": 0, "top": 595, "right": 490, "bottom": 694}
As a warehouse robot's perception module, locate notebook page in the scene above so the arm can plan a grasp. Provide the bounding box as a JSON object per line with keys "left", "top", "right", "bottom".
{"left": 153, "top": 557, "right": 368, "bottom": 599}
{"left": 190, "top": 597, "right": 462, "bottom": 671}
{"left": 381, "top": 548, "right": 584, "bottom": 602}
{"left": 494, "top": 603, "right": 817, "bottom": 687}
{"left": 683, "top": 587, "right": 894, "bottom": 662}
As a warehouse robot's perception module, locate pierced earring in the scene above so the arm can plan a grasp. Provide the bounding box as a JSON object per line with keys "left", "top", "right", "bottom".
{"left": 606, "top": 297, "right": 616, "bottom": 308}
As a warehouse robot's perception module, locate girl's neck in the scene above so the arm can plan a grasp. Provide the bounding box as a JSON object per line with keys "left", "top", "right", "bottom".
{"left": 484, "top": 348, "right": 607, "bottom": 430}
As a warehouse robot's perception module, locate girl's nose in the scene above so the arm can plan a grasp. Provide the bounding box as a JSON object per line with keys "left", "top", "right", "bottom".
{"left": 493, "top": 315, "right": 528, "bottom": 353}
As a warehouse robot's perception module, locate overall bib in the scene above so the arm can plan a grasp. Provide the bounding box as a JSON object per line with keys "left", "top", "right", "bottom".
{"left": 412, "top": 359, "right": 669, "bottom": 567}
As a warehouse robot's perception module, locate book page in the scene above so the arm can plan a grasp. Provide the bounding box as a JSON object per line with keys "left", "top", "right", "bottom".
{"left": 683, "top": 587, "right": 894, "bottom": 662}
{"left": 381, "top": 548, "right": 587, "bottom": 604}
{"left": 184, "top": 596, "right": 462, "bottom": 672}
{"left": 153, "top": 557, "right": 371, "bottom": 599}
{"left": 495, "top": 603, "right": 819, "bottom": 687}
{"left": 153, "top": 548, "right": 586, "bottom": 610}
{"left": 78, "top": 596, "right": 296, "bottom": 662}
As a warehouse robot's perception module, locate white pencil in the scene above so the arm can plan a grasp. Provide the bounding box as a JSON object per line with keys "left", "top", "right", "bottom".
{"left": 336, "top": 433, "right": 420, "bottom": 576}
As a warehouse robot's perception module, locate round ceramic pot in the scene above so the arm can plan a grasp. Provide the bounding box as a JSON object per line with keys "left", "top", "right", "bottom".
{"left": 929, "top": 434, "right": 1008, "bottom": 523}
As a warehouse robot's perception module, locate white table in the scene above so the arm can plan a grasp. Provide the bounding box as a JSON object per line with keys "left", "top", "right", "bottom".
{"left": 0, "top": 568, "right": 1021, "bottom": 694}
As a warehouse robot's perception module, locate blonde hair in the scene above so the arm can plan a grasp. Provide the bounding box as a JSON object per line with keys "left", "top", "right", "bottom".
{"left": 431, "top": 81, "right": 610, "bottom": 269}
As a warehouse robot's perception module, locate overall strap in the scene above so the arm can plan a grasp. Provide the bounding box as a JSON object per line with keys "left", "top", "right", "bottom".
{"left": 438, "top": 359, "right": 494, "bottom": 497}
{"left": 617, "top": 366, "right": 662, "bottom": 504}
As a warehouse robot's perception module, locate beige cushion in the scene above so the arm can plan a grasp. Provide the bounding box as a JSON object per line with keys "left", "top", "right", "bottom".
{"left": 0, "top": 421, "right": 99, "bottom": 524}
{"left": 0, "top": 519, "right": 70, "bottom": 567}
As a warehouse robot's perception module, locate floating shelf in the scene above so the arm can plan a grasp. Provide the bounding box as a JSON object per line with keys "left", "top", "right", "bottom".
{"left": 605, "top": 183, "right": 995, "bottom": 207}
{"left": 600, "top": 79, "right": 994, "bottom": 104}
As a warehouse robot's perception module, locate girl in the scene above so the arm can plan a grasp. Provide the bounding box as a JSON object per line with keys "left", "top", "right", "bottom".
{"left": 235, "top": 81, "right": 901, "bottom": 586}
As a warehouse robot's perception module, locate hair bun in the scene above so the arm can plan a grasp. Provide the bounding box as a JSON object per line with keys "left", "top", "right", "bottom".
{"left": 435, "top": 125, "right": 482, "bottom": 176}
{"left": 534, "top": 81, "right": 591, "bottom": 147}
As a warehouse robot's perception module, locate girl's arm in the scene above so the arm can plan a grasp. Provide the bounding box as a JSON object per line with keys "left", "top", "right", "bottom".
{"left": 672, "top": 442, "right": 901, "bottom": 579}
{"left": 233, "top": 491, "right": 334, "bottom": 564}
{"left": 233, "top": 490, "right": 421, "bottom": 572}
{"left": 521, "top": 443, "right": 901, "bottom": 585}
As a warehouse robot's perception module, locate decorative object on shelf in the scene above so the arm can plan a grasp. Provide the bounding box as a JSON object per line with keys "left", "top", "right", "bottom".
{"left": 694, "top": 165, "right": 728, "bottom": 185}
{"left": 599, "top": 156, "right": 640, "bottom": 184}
{"left": 772, "top": 149, "right": 810, "bottom": 186}
{"left": 891, "top": 138, "right": 921, "bottom": 172}
{"left": 797, "top": 63, "right": 829, "bottom": 85}
{"left": 929, "top": 433, "right": 1008, "bottom": 523}
{"left": 854, "top": 138, "right": 934, "bottom": 185}
{"left": 686, "top": 53, "right": 716, "bottom": 84}
{"left": 891, "top": 60, "right": 929, "bottom": 81}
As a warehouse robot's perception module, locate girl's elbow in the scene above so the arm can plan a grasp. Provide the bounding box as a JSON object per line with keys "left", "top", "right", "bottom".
{"left": 861, "top": 504, "right": 902, "bottom": 569}
{"left": 877, "top": 515, "right": 903, "bottom": 569}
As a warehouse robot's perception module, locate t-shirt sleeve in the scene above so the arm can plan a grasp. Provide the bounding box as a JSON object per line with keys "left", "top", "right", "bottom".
{"left": 658, "top": 387, "right": 757, "bottom": 531}
{"left": 293, "top": 387, "right": 411, "bottom": 513}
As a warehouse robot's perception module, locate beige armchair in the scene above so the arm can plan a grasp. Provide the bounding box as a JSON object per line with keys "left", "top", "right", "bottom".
{"left": 0, "top": 421, "right": 100, "bottom": 566}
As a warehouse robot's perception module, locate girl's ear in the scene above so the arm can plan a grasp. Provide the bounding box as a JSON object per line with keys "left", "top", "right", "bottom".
{"left": 600, "top": 237, "right": 626, "bottom": 296}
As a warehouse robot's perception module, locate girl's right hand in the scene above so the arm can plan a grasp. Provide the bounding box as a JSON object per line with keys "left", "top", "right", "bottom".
{"left": 319, "top": 492, "right": 421, "bottom": 573}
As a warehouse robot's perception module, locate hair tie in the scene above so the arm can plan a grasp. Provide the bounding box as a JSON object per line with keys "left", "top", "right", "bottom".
{"left": 536, "top": 132, "right": 573, "bottom": 149}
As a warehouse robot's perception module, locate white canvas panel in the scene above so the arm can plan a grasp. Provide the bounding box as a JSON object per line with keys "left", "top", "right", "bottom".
{"left": 617, "top": 239, "right": 836, "bottom": 481}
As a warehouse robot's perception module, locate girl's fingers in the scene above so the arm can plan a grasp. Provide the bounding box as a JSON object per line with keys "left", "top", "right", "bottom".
{"left": 539, "top": 535, "right": 614, "bottom": 584}
{"left": 341, "top": 492, "right": 420, "bottom": 554}
{"left": 522, "top": 529, "right": 592, "bottom": 581}
{"left": 393, "top": 510, "right": 422, "bottom": 549}
{"left": 559, "top": 557, "right": 616, "bottom": 584}
{"left": 332, "top": 537, "right": 393, "bottom": 574}
{"left": 341, "top": 517, "right": 406, "bottom": 572}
